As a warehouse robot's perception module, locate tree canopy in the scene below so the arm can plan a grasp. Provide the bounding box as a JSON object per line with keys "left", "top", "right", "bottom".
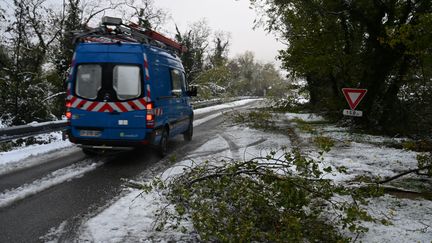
{"left": 251, "top": 0, "right": 432, "bottom": 135}
{"left": 0, "top": 0, "right": 286, "bottom": 125}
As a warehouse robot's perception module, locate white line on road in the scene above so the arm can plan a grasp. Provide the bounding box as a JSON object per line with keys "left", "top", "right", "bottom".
{"left": 193, "top": 112, "right": 223, "bottom": 127}
{"left": 0, "top": 161, "right": 103, "bottom": 208}
{"left": 193, "top": 98, "right": 260, "bottom": 127}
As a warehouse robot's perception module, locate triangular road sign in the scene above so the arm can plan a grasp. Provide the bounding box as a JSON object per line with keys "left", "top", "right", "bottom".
{"left": 342, "top": 88, "right": 367, "bottom": 110}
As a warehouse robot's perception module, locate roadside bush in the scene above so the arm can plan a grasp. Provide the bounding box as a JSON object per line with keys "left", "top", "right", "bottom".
{"left": 267, "top": 97, "right": 307, "bottom": 113}
{"left": 314, "top": 135, "right": 335, "bottom": 152}
{"left": 0, "top": 134, "right": 60, "bottom": 153}
{"left": 417, "top": 152, "right": 432, "bottom": 177}
{"left": 229, "top": 109, "right": 276, "bottom": 131}
{"left": 292, "top": 118, "right": 316, "bottom": 133}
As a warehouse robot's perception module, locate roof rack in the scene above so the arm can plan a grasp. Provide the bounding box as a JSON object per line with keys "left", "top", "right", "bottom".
{"left": 72, "top": 16, "right": 187, "bottom": 54}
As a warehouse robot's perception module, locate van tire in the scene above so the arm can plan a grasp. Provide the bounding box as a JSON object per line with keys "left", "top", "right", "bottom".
{"left": 183, "top": 121, "right": 193, "bottom": 142}
{"left": 158, "top": 128, "right": 169, "bottom": 157}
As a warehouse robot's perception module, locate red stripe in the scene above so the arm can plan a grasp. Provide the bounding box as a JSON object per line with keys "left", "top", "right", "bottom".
{"left": 70, "top": 96, "right": 77, "bottom": 104}
{"left": 77, "top": 100, "right": 87, "bottom": 108}
{"left": 116, "top": 102, "right": 128, "bottom": 112}
{"left": 138, "top": 98, "right": 147, "bottom": 107}
{"left": 128, "top": 101, "right": 137, "bottom": 110}
{"left": 87, "top": 102, "right": 98, "bottom": 111}
{"left": 99, "top": 103, "right": 114, "bottom": 112}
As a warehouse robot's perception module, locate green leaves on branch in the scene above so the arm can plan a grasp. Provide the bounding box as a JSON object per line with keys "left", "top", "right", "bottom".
{"left": 140, "top": 148, "right": 385, "bottom": 242}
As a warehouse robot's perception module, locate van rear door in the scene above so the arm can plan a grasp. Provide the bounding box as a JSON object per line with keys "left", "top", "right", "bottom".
{"left": 70, "top": 62, "right": 148, "bottom": 141}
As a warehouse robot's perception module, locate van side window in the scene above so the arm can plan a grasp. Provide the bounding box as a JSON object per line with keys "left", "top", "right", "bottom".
{"left": 113, "top": 65, "right": 141, "bottom": 100}
{"left": 171, "top": 69, "right": 186, "bottom": 92}
{"left": 75, "top": 64, "right": 102, "bottom": 100}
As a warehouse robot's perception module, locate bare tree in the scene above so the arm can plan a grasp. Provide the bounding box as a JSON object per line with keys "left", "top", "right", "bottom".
{"left": 121, "top": 0, "right": 169, "bottom": 29}
{"left": 209, "top": 30, "right": 231, "bottom": 68}
{"left": 175, "top": 19, "right": 211, "bottom": 83}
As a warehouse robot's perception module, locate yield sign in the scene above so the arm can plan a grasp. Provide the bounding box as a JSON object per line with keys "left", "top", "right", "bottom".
{"left": 342, "top": 88, "right": 367, "bottom": 110}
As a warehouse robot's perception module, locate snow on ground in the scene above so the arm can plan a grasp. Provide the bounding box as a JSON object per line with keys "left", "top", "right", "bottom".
{"left": 0, "top": 132, "right": 70, "bottom": 165}
{"left": 75, "top": 112, "right": 432, "bottom": 242}
{"left": 194, "top": 98, "right": 261, "bottom": 115}
{"left": 285, "top": 112, "right": 326, "bottom": 122}
{"left": 360, "top": 195, "right": 432, "bottom": 243}
{"left": 319, "top": 141, "right": 419, "bottom": 182}
{"left": 76, "top": 189, "right": 195, "bottom": 243}
{"left": 2, "top": 102, "right": 429, "bottom": 241}
{"left": 287, "top": 113, "right": 432, "bottom": 241}
{"left": 0, "top": 132, "right": 74, "bottom": 175}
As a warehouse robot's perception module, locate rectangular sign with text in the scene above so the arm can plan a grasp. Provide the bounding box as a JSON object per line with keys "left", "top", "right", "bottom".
{"left": 343, "top": 109, "right": 363, "bottom": 117}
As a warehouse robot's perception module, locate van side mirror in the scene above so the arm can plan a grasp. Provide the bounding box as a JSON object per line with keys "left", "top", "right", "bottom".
{"left": 187, "top": 85, "right": 198, "bottom": 97}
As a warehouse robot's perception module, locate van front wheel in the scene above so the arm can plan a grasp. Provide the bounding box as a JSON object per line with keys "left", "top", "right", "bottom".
{"left": 183, "top": 121, "right": 193, "bottom": 141}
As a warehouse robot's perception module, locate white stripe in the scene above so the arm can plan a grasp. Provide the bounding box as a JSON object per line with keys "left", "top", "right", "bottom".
{"left": 92, "top": 102, "right": 105, "bottom": 112}
{"left": 144, "top": 97, "right": 151, "bottom": 102}
{"left": 110, "top": 103, "right": 123, "bottom": 112}
{"left": 109, "top": 103, "right": 119, "bottom": 112}
{"left": 67, "top": 95, "right": 74, "bottom": 100}
{"left": 81, "top": 101, "right": 93, "bottom": 110}
{"left": 145, "top": 69, "right": 150, "bottom": 79}
{"left": 133, "top": 100, "right": 146, "bottom": 110}
{"left": 122, "top": 102, "right": 133, "bottom": 111}
{"left": 71, "top": 98, "right": 82, "bottom": 108}
{"left": 0, "top": 161, "right": 102, "bottom": 209}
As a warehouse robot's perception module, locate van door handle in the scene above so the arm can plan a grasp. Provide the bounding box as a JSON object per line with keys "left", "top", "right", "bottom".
{"left": 110, "top": 111, "right": 120, "bottom": 115}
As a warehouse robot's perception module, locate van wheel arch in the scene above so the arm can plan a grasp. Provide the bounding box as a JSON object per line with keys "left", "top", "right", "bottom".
{"left": 158, "top": 125, "right": 169, "bottom": 157}
{"left": 183, "top": 119, "right": 193, "bottom": 141}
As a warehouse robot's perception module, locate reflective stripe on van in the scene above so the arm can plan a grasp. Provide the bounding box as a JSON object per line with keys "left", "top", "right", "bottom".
{"left": 143, "top": 53, "right": 150, "bottom": 81}
{"left": 67, "top": 96, "right": 151, "bottom": 112}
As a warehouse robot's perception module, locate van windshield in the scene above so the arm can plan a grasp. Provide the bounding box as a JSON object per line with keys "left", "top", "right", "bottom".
{"left": 75, "top": 64, "right": 102, "bottom": 100}
{"left": 113, "top": 65, "right": 141, "bottom": 100}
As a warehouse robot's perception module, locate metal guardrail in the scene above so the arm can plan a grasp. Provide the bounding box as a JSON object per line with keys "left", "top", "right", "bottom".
{"left": 0, "top": 98, "right": 251, "bottom": 143}
{"left": 0, "top": 120, "right": 68, "bottom": 143}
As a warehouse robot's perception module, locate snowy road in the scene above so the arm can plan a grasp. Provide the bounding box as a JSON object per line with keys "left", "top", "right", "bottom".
{"left": 0, "top": 99, "right": 261, "bottom": 242}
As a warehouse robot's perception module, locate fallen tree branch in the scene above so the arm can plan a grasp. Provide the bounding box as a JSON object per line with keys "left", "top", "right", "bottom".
{"left": 378, "top": 165, "right": 432, "bottom": 184}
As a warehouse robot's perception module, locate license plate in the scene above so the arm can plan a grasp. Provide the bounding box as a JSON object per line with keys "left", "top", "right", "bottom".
{"left": 79, "top": 130, "right": 101, "bottom": 137}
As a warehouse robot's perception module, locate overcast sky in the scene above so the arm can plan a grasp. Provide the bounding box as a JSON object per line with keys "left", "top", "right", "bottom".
{"left": 1, "top": 0, "right": 284, "bottom": 66}
{"left": 155, "top": 0, "right": 285, "bottom": 66}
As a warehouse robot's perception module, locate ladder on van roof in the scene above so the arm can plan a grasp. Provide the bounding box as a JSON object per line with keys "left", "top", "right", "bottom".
{"left": 73, "top": 16, "right": 187, "bottom": 54}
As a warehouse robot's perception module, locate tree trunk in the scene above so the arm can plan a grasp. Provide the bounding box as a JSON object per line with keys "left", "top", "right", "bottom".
{"left": 358, "top": 37, "right": 401, "bottom": 129}
{"left": 378, "top": 57, "right": 410, "bottom": 133}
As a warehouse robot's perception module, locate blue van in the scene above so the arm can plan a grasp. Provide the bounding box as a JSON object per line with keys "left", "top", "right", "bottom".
{"left": 65, "top": 17, "right": 196, "bottom": 156}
